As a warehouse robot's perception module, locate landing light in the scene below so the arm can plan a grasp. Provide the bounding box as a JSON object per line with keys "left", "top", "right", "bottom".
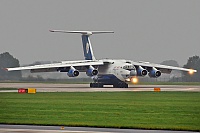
{"left": 131, "top": 77, "right": 138, "bottom": 84}
{"left": 125, "top": 78, "right": 130, "bottom": 82}
{"left": 188, "top": 69, "right": 195, "bottom": 75}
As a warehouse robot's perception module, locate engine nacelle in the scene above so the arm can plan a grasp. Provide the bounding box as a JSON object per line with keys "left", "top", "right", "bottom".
{"left": 86, "top": 66, "right": 98, "bottom": 76}
{"left": 136, "top": 66, "right": 148, "bottom": 76}
{"left": 148, "top": 67, "right": 161, "bottom": 78}
{"left": 67, "top": 66, "right": 79, "bottom": 77}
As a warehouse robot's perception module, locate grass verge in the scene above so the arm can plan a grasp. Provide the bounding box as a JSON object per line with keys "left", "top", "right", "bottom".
{"left": 0, "top": 92, "right": 199, "bottom": 131}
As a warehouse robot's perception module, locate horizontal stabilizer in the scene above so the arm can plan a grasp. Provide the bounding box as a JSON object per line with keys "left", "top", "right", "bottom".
{"left": 49, "top": 30, "right": 114, "bottom": 60}
{"left": 49, "top": 30, "right": 114, "bottom": 35}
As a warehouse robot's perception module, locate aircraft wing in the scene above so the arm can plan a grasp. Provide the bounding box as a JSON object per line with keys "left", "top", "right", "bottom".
{"left": 6, "top": 60, "right": 104, "bottom": 73}
{"left": 131, "top": 61, "right": 197, "bottom": 74}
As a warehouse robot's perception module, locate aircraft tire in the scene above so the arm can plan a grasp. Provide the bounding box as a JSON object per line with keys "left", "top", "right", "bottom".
{"left": 113, "top": 82, "right": 128, "bottom": 88}
{"left": 90, "top": 83, "right": 103, "bottom": 88}
{"left": 99, "top": 83, "right": 104, "bottom": 88}
{"left": 90, "top": 83, "right": 94, "bottom": 88}
{"left": 124, "top": 83, "right": 128, "bottom": 88}
{"left": 113, "top": 84, "right": 118, "bottom": 88}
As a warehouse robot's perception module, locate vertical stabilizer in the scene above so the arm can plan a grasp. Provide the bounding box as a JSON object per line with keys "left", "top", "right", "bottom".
{"left": 50, "top": 30, "right": 114, "bottom": 60}
{"left": 82, "top": 35, "right": 95, "bottom": 60}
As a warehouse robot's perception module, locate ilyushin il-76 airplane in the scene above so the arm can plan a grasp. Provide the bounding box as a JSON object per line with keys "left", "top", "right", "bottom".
{"left": 7, "top": 30, "right": 197, "bottom": 88}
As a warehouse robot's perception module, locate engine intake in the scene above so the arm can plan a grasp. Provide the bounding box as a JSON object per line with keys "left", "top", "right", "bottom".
{"left": 67, "top": 66, "right": 79, "bottom": 77}
{"left": 148, "top": 67, "right": 161, "bottom": 78}
{"left": 136, "top": 66, "right": 148, "bottom": 76}
{"left": 86, "top": 66, "right": 98, "bottom": 76}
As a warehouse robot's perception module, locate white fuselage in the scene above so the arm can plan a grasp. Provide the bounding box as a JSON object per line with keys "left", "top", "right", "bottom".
{"left": 98, "top": 59, "right": 135, "bottom": 82}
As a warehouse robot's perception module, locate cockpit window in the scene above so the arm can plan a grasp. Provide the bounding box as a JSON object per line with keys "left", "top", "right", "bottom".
{"left": 123, "top": 65, "right": 135, "bottom": 70}
{"left": 125, "top": 61, "right": 131, "bottom": 64}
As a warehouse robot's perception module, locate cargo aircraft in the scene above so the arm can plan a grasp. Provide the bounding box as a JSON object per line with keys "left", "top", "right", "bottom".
{"left": 7, "top": 30, "right": 197, "bottom": 88}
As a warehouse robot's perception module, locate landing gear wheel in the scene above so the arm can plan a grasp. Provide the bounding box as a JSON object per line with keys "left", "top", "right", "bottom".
{"left": 90, "top": 83, "right": 104, "bottom": 88}
{"left": 90, "top": 83, "right": 94, "bottom": 88}
{"left": 113, "top": 82, "right": 128, "bottom": 88}
{"left": 124, "top": 83, "right": 128, "bottom": 88}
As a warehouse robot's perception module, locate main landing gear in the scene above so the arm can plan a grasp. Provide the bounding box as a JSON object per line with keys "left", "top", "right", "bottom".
{"left": 113, "top": 82, "right": 128, "bottom": 88}
{"left": 90, "top": 82, "right": 128, "bottom": 88}
{"left": 90, "top": 83, "right": 103, "bottom": 88}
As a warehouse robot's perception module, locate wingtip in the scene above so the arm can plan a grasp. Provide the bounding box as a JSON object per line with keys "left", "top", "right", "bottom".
{"left": 192, "top": 69, "right": 197, "bottom": 73}
{"left": 49, "top": 30, "right": 54, "bottom": 32}
{"left": 188, "top": 69, "right": 197, "bottom": 75}
{"left": 2, "top": 68, "right": 8, "bottom": 71}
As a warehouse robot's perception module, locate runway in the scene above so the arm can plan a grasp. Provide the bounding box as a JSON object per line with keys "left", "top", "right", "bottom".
{"left": 0, "top": 83, "right": 200, "bottom": 92}
{"left": 0, "top": 124, "right": 196, "bottom": 133}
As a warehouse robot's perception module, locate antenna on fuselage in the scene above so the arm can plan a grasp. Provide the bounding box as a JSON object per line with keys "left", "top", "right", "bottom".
{"left": 50, "top": 30, "right": 114, "bottom": 60}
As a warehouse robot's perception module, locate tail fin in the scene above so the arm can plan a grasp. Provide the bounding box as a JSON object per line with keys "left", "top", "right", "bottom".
{"left": 50, "top": 30, "right": 114, "bottom": 60}
{"left": 82, "top": 34, "right": 96, "bottom": 60}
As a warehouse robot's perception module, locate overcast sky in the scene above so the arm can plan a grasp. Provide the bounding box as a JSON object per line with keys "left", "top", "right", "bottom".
{"left": 0, "top": 0, "right": 199, "bottom": 66}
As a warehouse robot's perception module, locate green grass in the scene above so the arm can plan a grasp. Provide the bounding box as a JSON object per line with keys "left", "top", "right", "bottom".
{"left": 0, "top": 92, "right": 200, "bottom": 131}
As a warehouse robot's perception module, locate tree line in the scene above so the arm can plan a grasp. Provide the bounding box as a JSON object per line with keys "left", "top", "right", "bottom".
{"left": 0, "top": 52, "right": 22, "bottom": 80}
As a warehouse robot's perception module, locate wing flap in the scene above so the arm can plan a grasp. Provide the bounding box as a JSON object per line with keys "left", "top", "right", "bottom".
{"left": 30, "top": 68, "right": 58, "bottom": 73}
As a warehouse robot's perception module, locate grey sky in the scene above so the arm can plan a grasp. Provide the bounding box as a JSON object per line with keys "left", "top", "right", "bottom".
{"left": 0, "top": 0, "right": 199, "bottom": 66}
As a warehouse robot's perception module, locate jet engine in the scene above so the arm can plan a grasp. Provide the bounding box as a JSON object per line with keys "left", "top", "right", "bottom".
{"left": 67, "top": 66, "right": 79, "bottom": 77}
{"left": 86, "top": 66, "right": 98, "bottom": 76}
{"left": 136, "top": 66, "right": 148, "bottom": 76}
{"left": 148, "top": 67, "right": 161, "bottom": 78}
